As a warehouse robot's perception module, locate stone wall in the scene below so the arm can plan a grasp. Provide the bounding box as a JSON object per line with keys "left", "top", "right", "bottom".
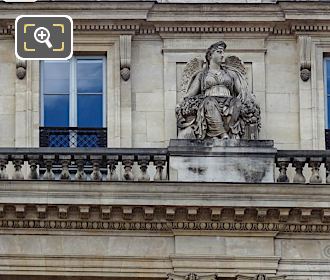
{"left": 0, "top": 181, "right": 329, "bottom": 279}
{"left": 0, "top": 39, "right": 16, "bottom": 147}
{"left": 1, "top": 2, "right": 329, "bottom": 149}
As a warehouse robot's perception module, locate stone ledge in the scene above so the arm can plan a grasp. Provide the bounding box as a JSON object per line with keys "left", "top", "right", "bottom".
{"left": 0, "top": 254, "right": 280, "bottom": 277}
{"left": 0, "top": 181, "right": 330, "bottom": 208}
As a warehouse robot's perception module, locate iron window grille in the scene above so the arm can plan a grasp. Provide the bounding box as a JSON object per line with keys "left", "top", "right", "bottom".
{"left": 40, "top": 127, "right": 107, "bottom": 148}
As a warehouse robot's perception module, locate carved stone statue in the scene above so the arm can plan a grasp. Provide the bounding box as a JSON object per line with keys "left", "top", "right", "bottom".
{"left": 176, "top": 41, "right": 261, "bottom": 140}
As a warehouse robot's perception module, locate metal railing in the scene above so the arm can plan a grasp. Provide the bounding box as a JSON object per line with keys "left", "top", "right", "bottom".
{"left": 39, "top": 127, "right": 107, "bottom": 148}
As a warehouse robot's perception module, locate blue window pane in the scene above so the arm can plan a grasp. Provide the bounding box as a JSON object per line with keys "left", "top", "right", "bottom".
{"left": 77, "top": 60, "right": 103, "bottom": 93}
{"left": 327, "top": 61, "right": 330, "bottom": 79}
{"left": 77, "top": 95, "right": 103, "bottom": 127}
{"left": 328, "top": 103, "right": 330, "bottom": 129}
{"left": 43, "top": 61, "right": 70, "bottom": 94}
{"left": 44, "top": 95, "right": 69, "bottom": 127}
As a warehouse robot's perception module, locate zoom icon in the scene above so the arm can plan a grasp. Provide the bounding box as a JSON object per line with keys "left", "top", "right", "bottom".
{"left": 15, "top": 15, "right": 73, "bottom": 60}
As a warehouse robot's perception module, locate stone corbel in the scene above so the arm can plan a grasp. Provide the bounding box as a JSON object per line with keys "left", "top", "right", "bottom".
{"left": 298, "top": 36, "right": 312, "bottom": 82}
{"left": 119, "top": 35, "right": 132, "bottom": 81}
{"left": 16, "top": 59, "right": 27, "bottom": 80}
{"left": 236, "top": 274, "right": 286, "bottom": 280}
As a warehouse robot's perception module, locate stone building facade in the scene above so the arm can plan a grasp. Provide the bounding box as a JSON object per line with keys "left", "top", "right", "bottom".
{"left": 0, "top": 0, "right": 330, "bottom": 280}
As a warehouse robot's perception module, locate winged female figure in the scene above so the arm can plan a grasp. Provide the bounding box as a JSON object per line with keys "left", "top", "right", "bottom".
{"left": 176, "top": 41, "right": 261, "bottom": 140}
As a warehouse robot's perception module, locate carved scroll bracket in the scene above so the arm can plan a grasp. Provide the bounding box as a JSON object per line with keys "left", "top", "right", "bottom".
{"left": 120, "top": 35, "right": 132, "bottom": 81}
{"left": 298, "top": 35, "right": 312, "bottom": 82}
{"left": 16, "top": 59, "right": 27, "bottom": 80}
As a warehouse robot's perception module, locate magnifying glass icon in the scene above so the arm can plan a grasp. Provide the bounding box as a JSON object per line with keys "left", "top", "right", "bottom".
{"left": 34, "top": 27, "right": 53, "bottom": 49}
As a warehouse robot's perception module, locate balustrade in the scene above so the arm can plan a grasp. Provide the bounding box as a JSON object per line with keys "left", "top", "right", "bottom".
{"left": 0, "top": 148, "right": 168, "bottom": 182}
{"left": 275, "top": 150, "right": 330, "bottom": 184}
{"left": 1, "top": 148, "right": 330, "bottom": 184}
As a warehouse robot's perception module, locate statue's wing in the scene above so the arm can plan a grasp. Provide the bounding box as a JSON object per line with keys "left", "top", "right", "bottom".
{"left": 178, "top": 56, "right": 204, "bottom": 102}
{"left": 224, "top": 55, "right": 252, "bottom": 102}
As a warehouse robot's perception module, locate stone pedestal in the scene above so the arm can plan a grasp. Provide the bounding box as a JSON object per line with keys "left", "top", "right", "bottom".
{"left": 169, "top": 139, "right": 276, "bottom": 183}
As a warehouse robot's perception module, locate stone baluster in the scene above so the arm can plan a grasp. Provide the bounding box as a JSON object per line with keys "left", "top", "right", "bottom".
{"left": 12, "top": 155, "right": 24, "bottom": 180}
{"left": 74, "top": 155, "right": 87, "bottom": 181}
{"left": 59, "top": 155, "right": 71, "bottom": 180}
{"left": 326, "top": 158, "right": 330, "bottom": 184}
{"left": 90, "top": 155, "right": 103, "bottom": 181}
{"left": 308, "top": 157, "right": 323, "bottom": 184}
{"left": 138, "top": 155, "right": 150, "bottom": 181}
{"left": 276, "top": 157, "right": 290, "bottom": 183}
{"left": 106, "top": 155, "right": 119, "bottom": 181}
{"left": 28, "top": 156, "right": 39, "bottom": 180}
{"left": 42, "top": 155, "right": 55, "bottom": 180}
{"left": 292, "top": 157, "right": 306, "bottom": 184}
{"left": 122, "top": 155, "right": 134, "bottom": 181}
{"left": 154, "top": 155, "right": 167, "bottom": 181}
{"left": 0, "top": 156, "right": 9, "bottom": 180}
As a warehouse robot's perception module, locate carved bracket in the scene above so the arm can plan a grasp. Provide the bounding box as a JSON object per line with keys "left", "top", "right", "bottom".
{"left": 16, "top": 59, "right": 27, "bottom": 80}
{"left": 120, "top": 35, "right": 132, "bottom": 81}
{"left": 298, "top": 36, "right": 312, "bottom": 82}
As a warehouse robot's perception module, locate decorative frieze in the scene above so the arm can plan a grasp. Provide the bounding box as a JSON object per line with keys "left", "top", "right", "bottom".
{"left": 3, "top": 22, "right": 330, "bottom": 38}
{"left": 168, "top": 273, "right": 286, "bottom": 280}
{"left": 0, "top": 205, "right": 328, "bottom": 233}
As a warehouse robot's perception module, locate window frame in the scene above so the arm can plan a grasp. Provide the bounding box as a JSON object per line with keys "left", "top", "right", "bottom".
{"left": 324, "top": 57, "right": 330, "bottom": 129}
{"left": 40, "top": 55, "right": 107, "bottom": 128}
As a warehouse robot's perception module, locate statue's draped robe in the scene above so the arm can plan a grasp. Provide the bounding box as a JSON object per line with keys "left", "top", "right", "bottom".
{"left": 184, "top": 67, "right": 242, "bottom": 139}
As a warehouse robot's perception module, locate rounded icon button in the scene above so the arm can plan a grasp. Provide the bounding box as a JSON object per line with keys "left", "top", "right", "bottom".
{"left": 15, "top": 15, "right": 73, "bottom": 60}
{"left": 34, "top": 27, "right": 53, "bottom": 49}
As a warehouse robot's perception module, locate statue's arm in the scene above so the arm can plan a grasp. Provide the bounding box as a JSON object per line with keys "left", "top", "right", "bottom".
{"left": 185, "top": 72, "right": 202, "bottom": 98}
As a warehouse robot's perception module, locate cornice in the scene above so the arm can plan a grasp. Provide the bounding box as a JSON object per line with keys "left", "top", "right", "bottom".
{"left": 0, "top": 2, "right": 330, "bottom": 23}
{"left": 1, "top": 181, "right": 330, "bottom": 208}
{"left": 0, "top": 2, "right": 155, "bottom": 20}
{"left": 0, "top": 204, "right": 329, "bottom": 233}
{"left": 2, "top": 20, "right": 330, "bottom": 37}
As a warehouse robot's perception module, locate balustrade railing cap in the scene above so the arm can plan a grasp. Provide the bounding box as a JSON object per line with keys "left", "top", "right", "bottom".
{"left": 309, "top": 157, "right": 323, "bottom": 162}
{"left": 59, "top": 155, "right": 72, "bottom": 160}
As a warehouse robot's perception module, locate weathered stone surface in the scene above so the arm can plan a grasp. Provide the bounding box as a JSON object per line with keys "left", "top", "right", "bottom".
{"left": 169, "top": 139, "right": 276, "bottom": 182}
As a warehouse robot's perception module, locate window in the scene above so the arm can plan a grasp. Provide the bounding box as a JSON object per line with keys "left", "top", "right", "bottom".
{"left": 325, "top": 58, "right": 330, "bottom": 149}
{"left": 40, "top": 56, "right": 107, "bottom": 147}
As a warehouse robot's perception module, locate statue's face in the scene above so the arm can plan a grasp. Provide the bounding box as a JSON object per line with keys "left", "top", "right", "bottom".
{"left": 210, "top": 47, "right": 224, "bottom": 64}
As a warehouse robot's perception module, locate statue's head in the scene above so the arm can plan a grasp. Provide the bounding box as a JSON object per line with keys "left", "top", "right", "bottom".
{"left": 205, "top": 41, "right": 227, "bottom": 65}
